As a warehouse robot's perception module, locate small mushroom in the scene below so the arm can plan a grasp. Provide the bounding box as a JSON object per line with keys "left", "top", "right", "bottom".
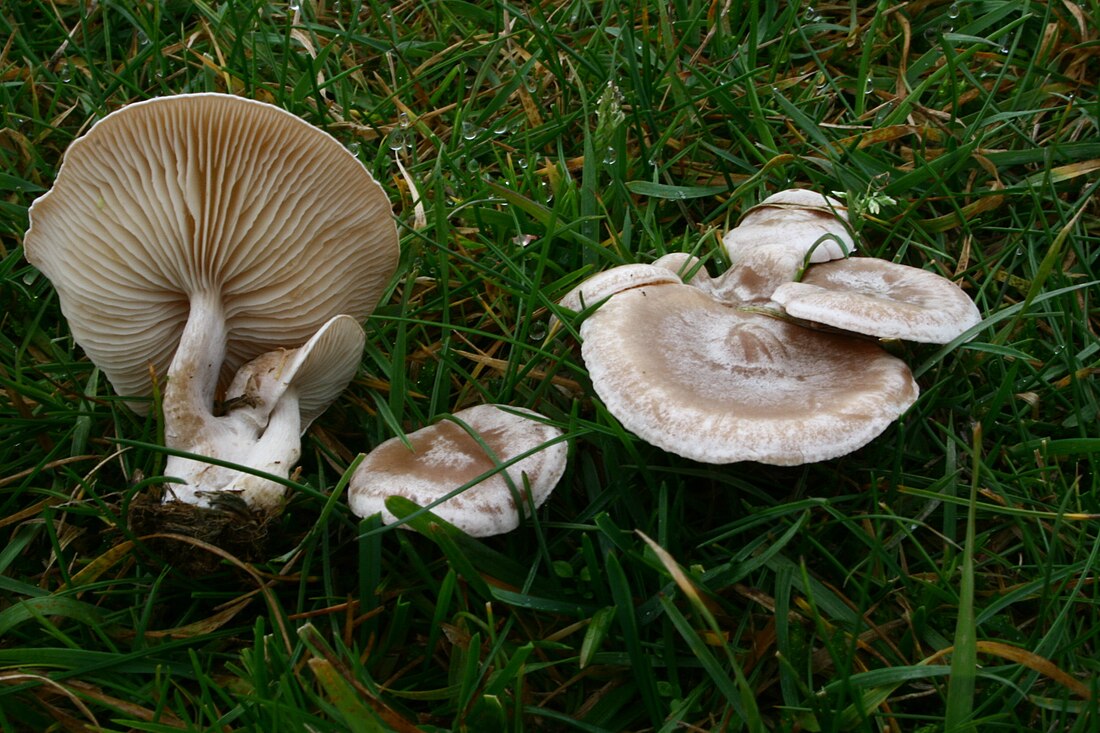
{"left": 719, "top": 189, "right": 854, "bottom": 301}
{"left": 348, "top": 405, "right": 567, "bottom": 536}
{"left": 770, "top": 258, "right": 982, "bottom": 343}
{"left": 577, "top": 283, "right": 918, "bottom": 465}
{"left": 24, "top": 94, "right": 399, "bottom": 510}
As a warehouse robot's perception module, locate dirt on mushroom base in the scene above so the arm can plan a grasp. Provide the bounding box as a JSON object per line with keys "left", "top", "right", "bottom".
{"left": 124, "top": 484, "right": 294, "bottom": 577}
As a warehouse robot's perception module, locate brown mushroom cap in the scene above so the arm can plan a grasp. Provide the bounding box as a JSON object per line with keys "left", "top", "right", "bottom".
{"left": 348, "top": 405, "right": 567, "bottom": 536}
{"left": 719, "top": 189, "right": 855, "bottom": 302}
{"left": 24, "top": 94, "right": 399, "bottom": 413}
{"left": 724, "top": 189, "right": 854, "bottom": 264}
{"left": 770, "top": 258, "right": 982, "bottom": 343}
{"left": 580, "top": 283, "right": 919, "bottom": 465}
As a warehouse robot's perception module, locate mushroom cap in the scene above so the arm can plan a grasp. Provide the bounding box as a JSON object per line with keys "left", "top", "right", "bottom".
{"left": 24, "top": 93, "right": 399, "bottom": 413}
{"left": 224, "top": 314, "right": 366, "bottom": 432}
{"left": 651, "top": 253, "right": 716, "bottom": 292}
{"left": 724, "top": 189, "right": 854, "bottom": 264}
{"left": 580, "top": 283, "right": 919, "bottom": 465}
{"left": 348, "top": 404, "right": 567, "bottom": 536}
{"left": 558, "top": 263, "right": 681, "bottom": 313}
{"left": 770, "top": 258, "right": 982, "bottom": 344}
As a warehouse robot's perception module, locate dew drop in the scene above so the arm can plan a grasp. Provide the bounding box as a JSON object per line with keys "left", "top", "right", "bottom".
{"left": 22, "top": 271, "right": 37, "bottom": 286}
{"left": 388, "top": 130, "right": 407, "bottom": 151}
{"left": 923, "top": 27, "right": 938, "bottom": 41}
{"left": 528, "top": 321, "right": 548, "bottom": 340}
{"left": 494, "top": 121, "right": 510, "bottom": 135}
{"left": 602, "top": 146, "right": 617, "bottom": 166}
{"left": 512, "top": 233, "right": 537, "bottom": 248}
{"left": 347, "top": 142, "right": 360, "bottom": 155}
{"left": 947, "top": 3, "right": 960, "bottom": 18}
{"left": 863, "top": 78, "right": 874, "bottom": 95}
{"left": 541, "top": 181, "right": 554, "bottom": 203}
{"left": 462, "top": 121, "right": 480, "bottom": 141}
{"left": 467, "top": 158, "right": 481, "bottom": 173}
{"left": 289, "top": 0, "right": 301, "bottom": 11}
{"left": 398, "top": 111, "right": 410, "bottom": 128}
{"left": 998, "top": 45, "right": 1010, "bottom": 55}
{"left": 518, "top": 157, "right": 529, "bottom": 169}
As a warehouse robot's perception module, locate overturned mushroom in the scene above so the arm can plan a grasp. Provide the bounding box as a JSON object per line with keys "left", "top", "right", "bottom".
{"left": 348, "top": 405, "right": 567, "bottom": 536}
{"left": 24, "top": 94, "right": 399, "bottom": 510}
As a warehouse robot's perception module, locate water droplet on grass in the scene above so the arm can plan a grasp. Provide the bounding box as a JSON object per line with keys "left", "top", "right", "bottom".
{"left": 603, "top": 146, "right": 617, "bottom": 165}
{"left": 948, "top": 3, "right": 960, "bottom": 18}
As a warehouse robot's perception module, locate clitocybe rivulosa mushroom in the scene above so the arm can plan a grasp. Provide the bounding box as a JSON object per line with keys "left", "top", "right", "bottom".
{"left": 561, "top": 188, "right": 981, "bottom": 465}
{"left": 24, "top": 94, "right": 399, "bottom": 511}
{"left": 348, "top": 405, "right": 567, "bottom": 536}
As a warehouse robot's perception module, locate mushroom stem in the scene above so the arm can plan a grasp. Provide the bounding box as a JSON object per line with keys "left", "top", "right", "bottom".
{"left": 223, "top": 389, "right": 303, "bottom": 510}
{"left": 161, "top": 291, "right": 258, "bottom": 506}
{"left": 163, "top": 290, "right": 226, "bottom": 444}
{"left": 159, "top": 314, "right": 363, "bottom": 510}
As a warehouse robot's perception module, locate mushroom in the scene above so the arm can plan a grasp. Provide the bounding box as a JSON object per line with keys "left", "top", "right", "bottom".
{"left": 719, "top": 189, "right": 854, "bottom": 302}
{"left": 24, "top": 94, "right": 399, "bottom": 510}
{"left": 348, "top": 404, "right": 567, "bottom": 536}
{"left": 770, "top": 258, "right": 982, "bottom": 343}
{"left": 577, "top": 283, "right": 918, "bottom": 465}
{"left": 165, "top": 314, "right": 367, "bottom": 509}
{"left": 559, "top": 188, "right": 981, "bottom": 465}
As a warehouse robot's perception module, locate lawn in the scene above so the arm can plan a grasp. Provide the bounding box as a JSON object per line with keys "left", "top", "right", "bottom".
{"left": 1, "top": 0, "right": 1098, "bottom": 730}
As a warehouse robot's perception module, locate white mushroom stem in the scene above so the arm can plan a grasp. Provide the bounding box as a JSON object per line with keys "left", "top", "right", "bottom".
{"left": 160, "top": 294, "right": 295, "bottom": 510}
{"left": 222, "top": 389, "right": 303, "bottom": 509}
{"left": 161, "top": 290, "right": 223, "bottom": 428}
{"left": 160, "top": 313, "right": 366, "bottom": 511}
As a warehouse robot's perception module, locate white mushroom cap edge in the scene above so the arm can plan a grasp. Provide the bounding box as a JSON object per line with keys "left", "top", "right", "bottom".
{"left": 771, "top": 258, "right": 983, "bottom": 344}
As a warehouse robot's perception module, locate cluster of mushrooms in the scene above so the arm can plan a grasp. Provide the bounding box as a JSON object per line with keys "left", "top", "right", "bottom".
{"left": 25, "top": 94, "right": 981, "bottom": 545}
{"left": 560, "top": 189, "right": 981, "bottom": 465}
{"left": 25, "top": 94, "right": 565, "bottom": 538}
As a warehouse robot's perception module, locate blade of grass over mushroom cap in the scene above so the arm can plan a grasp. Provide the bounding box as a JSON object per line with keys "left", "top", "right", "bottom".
{"left": 579, "top": 283, "right": 919, "bottom": 465}
{"left": 770, "top": 258, "right": 982, "bottom": 344}
{"left": 23, "top": 94, "right": 399, "bottom": 509}
{"left": 348, "top": 405, "right": 567, "bottom": 537}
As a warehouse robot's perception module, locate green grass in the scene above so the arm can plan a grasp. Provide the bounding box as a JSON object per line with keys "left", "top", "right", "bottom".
{"left": 2, "top": 0, "right": 1098, "bottom": 730}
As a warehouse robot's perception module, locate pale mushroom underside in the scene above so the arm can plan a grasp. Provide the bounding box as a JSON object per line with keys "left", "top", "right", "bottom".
{"left": 24, "top": 93, "right": 398, "bottom": 411}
